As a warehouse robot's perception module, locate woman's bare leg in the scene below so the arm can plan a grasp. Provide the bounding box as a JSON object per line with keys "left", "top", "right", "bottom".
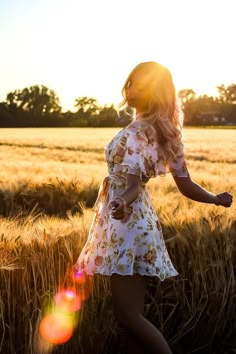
{"left": 110, "top": 274, "right": 172, "bottom": 354}
{"left": 126, "top": 331, "right": 144, "bottom": 354}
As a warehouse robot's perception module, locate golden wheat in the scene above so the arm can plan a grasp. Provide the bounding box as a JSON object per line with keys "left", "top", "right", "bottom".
{"left": 0, "top": 127, "right": 235, "bottom": 354}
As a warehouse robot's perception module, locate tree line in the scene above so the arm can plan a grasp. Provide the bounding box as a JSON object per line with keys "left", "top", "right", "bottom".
{"left": 179, "top": 84, "right": 236, "bottom": 125}
{"left": 0, "top": 83, "right": 236, "bottom": 127}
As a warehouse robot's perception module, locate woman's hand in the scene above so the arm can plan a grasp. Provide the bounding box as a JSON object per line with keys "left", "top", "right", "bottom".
{"left": 109, "top": 197, "right": 126, "bottom": 220}
{"left": 173, "top": 173, "right": 233, "bottom": 208}
{"left": 109, "top": 174, "right": 142, "bottom": 220}
{"left": 214, "top": 192, "right": 233, "bottom": 208}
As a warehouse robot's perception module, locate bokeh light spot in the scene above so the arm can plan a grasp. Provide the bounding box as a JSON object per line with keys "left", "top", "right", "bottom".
{"left": 76, "top": 277, "right": 93, "bottom": 301}
{"left": 39, "top": 313, "right": 73, "bottom": 345}
{"left": 54, "top": 288, "right": 81, "bottom": 312}
{"left": 72, "top": 268, "right": 87, "bottom": 285}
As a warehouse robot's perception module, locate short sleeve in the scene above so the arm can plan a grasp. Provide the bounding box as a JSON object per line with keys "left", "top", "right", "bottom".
{"left": 110, "top": 122, "right": 188, "bottom": 179}
{"left": 167, "top": 142, "right": 189, "bottom": 177}
{"left": 154, "top": 141, "right": 188, "bottom": 177}
{"left": 111, "top": 122, "right": 158, "bottom": 179}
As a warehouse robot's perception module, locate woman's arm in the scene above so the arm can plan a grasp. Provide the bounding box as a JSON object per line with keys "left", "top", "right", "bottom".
{"left": 110, "top": 169, "right": 233, "bottom": 220}
{"left": 173, "top": 170, "right": 233, "bottom": 208}
{"left": 109, "top": 173, "right": 142, "bottom": 220}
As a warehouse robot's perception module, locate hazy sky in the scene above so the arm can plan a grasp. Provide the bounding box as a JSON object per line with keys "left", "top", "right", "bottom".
{"left": 0, "top": 0, "right": 235, "bottom": 111}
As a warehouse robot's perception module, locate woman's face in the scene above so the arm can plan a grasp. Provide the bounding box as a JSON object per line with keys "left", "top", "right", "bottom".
{"left": 125, "top": 71, "right": 151, "bottom": 114}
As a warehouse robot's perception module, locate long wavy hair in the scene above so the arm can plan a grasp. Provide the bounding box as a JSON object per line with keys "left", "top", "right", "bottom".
{"left": 119, "top": 61, "right": 184, "bottom": 160}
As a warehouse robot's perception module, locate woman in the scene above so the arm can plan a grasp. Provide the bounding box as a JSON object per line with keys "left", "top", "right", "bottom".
{"left": 74, "top": 61, "right": 233, "bottom": 354}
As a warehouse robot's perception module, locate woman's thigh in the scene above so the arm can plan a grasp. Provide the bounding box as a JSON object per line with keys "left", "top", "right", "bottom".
{"left": 110, "top": 274, "right": 147, "bottom": 323}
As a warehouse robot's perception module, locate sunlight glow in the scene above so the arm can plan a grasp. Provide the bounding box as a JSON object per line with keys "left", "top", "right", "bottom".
{"left": 0, "top": 0, "right": 235, "bottom": 111}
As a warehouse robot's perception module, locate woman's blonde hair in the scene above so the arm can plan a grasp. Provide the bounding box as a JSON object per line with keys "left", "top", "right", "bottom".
{"left": 119, "top": 61, "right": 183, "bottom": 160}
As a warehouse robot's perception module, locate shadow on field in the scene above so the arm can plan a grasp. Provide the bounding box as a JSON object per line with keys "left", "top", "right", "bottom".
{"left": 0, "top": 178, "right": 99, "bottom": 218}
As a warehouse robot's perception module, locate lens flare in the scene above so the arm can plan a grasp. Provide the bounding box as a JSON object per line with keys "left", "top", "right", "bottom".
{"left": 72, "top": 268, "right": 87, "bottom": 284}
{"left": 36, "top": 266, "right": 93, "bottom": 349}
{"left": 70, "top": 267, "right": 93, "bottom": 301}
{"left": 39, "top": 312, "right": 73, "bottom": 345}
{"left": 76, "top": 278, "right": 93, "bottom": 301}
{"left": 54, "top": 289, "right": 81, "bottom": 312}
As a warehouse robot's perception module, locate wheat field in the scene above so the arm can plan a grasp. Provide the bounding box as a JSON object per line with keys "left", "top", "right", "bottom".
{"left": 0, "top": 127, "right": 235, "bottom": 354}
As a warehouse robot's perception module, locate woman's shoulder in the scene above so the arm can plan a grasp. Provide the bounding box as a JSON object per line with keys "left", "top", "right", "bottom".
{"left": 126, "top": 120, "right": 155, "bottom": 135}
{"left": 125, "top": 120, "right": 157, "bottom": 146}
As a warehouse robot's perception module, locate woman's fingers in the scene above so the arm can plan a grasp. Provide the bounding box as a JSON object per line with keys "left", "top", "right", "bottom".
{"left": 217, "top": 192, "right": 233, "bottom": 207}
{"left": 109, "top": 199, "right": 125, "bottom": 219}
{"left": 111, "top": 210, "right": 125, "bottom": 219}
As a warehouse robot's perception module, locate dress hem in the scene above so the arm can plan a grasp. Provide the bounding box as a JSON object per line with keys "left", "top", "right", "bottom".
{"left": 82, "top": 270, "right": 179, "bottom": 281}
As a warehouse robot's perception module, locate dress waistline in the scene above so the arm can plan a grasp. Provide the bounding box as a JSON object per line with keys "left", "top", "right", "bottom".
{"left": 93, "top": 175, "right": 124, "bottom": 213}
{"left": 93, "top": 174, "right": 147, "bottom": 213}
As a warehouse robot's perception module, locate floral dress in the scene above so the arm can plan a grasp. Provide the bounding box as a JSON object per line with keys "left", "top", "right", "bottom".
{"left": 75, "top": 120, "right": 188, "bottom": 280}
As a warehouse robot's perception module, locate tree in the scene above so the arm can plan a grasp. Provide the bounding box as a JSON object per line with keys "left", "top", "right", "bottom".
{"left": 97, "top": 104, "right": 118, "bottom": 126}
{"left": 73, "top": 96, "right": 102, "bottom": 126}
{"left": 216, "top": 84, "right": 236, "bottom": 104}
{"left": 5, "top": 85, "right": 61, "bottom": 116}
{"left": 74, "top": 97, "right": 100, "bottom": 115}
{"left": 0, "top": 102, "right": 16, "bottom": 126}
{"left": 178, "top": 89, "right": 197, "bottom": 123}
{"left": 178, "top": 89, "right": 196, "bottom": 104}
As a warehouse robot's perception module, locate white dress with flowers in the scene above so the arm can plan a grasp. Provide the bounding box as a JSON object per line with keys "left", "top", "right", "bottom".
{"left": 75, "top": 120, "right": 188, "bottom": 280}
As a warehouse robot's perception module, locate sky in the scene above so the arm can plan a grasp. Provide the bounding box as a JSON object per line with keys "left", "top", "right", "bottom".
{"left": 0, "top": 0, "right": 235, "bottom": 111}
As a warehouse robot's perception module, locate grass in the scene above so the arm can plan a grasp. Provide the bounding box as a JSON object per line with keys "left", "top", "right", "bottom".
{"left": 0, "top": 127, "right": 235, "bottom": 353}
